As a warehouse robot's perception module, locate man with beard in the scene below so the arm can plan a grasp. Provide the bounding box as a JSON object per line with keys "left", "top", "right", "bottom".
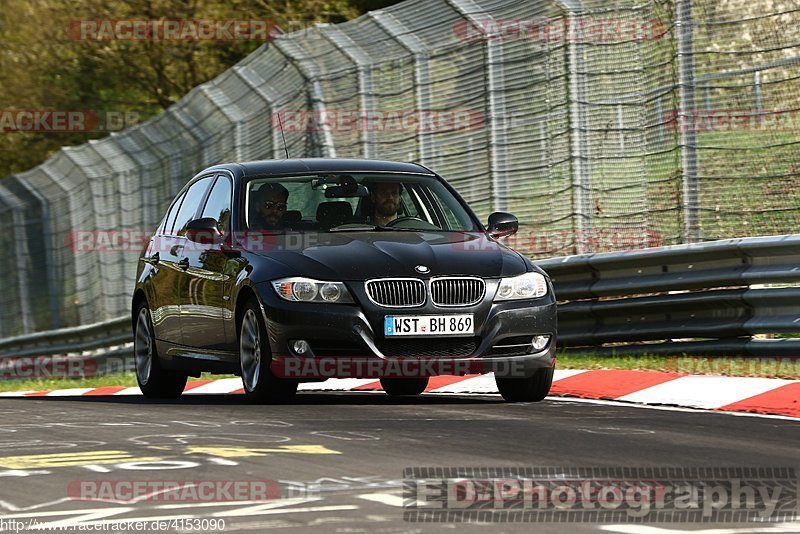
{"left": 253, "top": 182, "right": 289, "bottom": 230}
{"left": 368, "top": 182, "right": 402, "bottom": 225}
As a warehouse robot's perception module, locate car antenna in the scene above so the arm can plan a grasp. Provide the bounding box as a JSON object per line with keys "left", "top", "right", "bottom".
{"left": 275, "top": 110, "right": 290, "bottom": 159}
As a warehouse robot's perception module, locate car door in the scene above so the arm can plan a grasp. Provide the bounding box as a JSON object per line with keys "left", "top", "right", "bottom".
{"left": 169, "top": 174, "right": 216, "bottom": 348}
{"left": 146, "top": 190, "right": 187, "bottom": 346}
{"left": 179, "top": 174, "right": 233, "bottom": 352}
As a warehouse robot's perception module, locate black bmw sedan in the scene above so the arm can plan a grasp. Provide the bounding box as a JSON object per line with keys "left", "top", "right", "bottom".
{"left": 132, "top": 159, "right": 557, "bottom": 403}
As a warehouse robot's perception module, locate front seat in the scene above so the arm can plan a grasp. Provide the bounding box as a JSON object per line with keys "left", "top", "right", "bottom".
{"left": 316, "top": 202, "right": 353, "bottom": 229}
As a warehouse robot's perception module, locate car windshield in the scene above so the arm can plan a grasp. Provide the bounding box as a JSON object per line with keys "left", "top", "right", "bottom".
{"left": 244, "top": 173, "right": 480, "bottom": 232}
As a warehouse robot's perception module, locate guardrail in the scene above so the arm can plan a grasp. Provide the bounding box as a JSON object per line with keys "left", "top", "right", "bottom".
{"left": 0, "top": 317, "right": 130, "bottom": 360}
{"left": 537, "top": 234, "right": 800, "bottom": 356}
{"left": 0, "top": 234, "right": 799, "bottom": 369}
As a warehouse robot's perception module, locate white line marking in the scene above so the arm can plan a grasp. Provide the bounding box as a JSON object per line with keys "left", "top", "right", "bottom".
{"left": 45, "top": 388, "right": 95, "bottom": 397}
{"left": 183, "top": 378, "right": 242, "bottom": 394}
{"left": 617, "top": 375, "right": 794, "bottom": 409}
{"left": 429, "top": 374, "right": 498, "bottom": 393}
{"left": 112, "top": 387, "right": 142, "bottom": 396}
{"left": 298, "top": 378, "right": 377, "bottom": 391}
{"left": 213, "top": 497, "right": 321, "bottom": 516}
{"left": 356, "top": 493, "right": 404, "bottom": 507}
{"left": 553, "top": 369, "right": 590, "bottom": 381}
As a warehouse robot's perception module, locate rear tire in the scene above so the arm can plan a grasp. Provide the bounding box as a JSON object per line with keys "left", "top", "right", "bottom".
{"left": 239, "top": 299, "right": 298, "bottom": 404}
{"left": 495, "top": 367, "right": 554, "bottom": 402}
{"left": 380, "top": 377, "right": 429, "bottom": 396}
{"left": 134, "top": 302, "right": 187, "bottom": 399}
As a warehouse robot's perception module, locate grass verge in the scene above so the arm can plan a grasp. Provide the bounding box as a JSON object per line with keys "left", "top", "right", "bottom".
{"left": 557, "top": 353, "right": 800, "bottom": 380}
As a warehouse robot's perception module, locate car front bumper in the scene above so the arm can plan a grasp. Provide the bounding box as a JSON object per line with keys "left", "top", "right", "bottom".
{"left": 255, "top": 280, "right": 557, "bottom": 379}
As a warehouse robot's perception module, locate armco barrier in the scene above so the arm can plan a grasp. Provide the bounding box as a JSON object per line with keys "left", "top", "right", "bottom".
{"left": 0, "top": 234, "right": 799, "bottom": 371}
{"left": 0, "top": 317, "right": 130, "bottom": 360}
{"left": 537, "top": 234, "right": 800, "bottom": 356}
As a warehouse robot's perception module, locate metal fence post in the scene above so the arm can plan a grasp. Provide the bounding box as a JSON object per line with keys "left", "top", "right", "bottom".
{"left": 231, "top": 65, "right": 283, "bottom": 160}
{"left": 753, "top": 71, "right": 763, "bottom": 128}
{"left": 200, "top": 85, "right": 246, "bottom": 162}
{"left": 446, "top": 0, "right": 509, "bottom": 213}
{"left": 0, "top": 187, "right": 32, "bottom": 334}
{"left": 39, "top": 164, "right": 94, "bottom": 325}
{"left": 320, "top": 25, "right": 376, "bottom": 159}
{"left": 369, "top": 11, "right": 432, "bottom": 164}
{"left": 273, "top": 38, "right": 337, "bottom": 158}
{"left": 676, "top": 0, "right": 700, "bottom": 243}
{"left": 555, "top": 0, "right": 592, "bottom": 254}
{"left": 10, "top": 176, "right": 60, "bottom": 330}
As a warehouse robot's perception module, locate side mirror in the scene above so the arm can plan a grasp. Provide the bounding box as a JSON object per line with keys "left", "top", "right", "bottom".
{"left": 487, "top": 212, "right": 519, "bottom": 238}
{"left": 186, "top": 217, "right": 223, "bottom": 244}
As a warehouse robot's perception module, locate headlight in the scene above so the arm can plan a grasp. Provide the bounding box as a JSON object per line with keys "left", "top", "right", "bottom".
{"left": 272, "top": 277, "right": 354, "bottom": 303}
{"left": 494, "top": 272, "right": 548, "bottom": 301}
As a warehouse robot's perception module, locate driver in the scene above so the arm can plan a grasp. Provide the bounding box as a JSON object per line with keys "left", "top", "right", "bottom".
{"left": 368, "top": 182, "right": 401, "bottom": 225}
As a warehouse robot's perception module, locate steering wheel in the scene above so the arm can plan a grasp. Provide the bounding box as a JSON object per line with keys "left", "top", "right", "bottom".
{"left": 386, "top": 216, "right": 425, "bottom": 226}
{"left": 385, "top": 216, "right": 440, "bottom": 230}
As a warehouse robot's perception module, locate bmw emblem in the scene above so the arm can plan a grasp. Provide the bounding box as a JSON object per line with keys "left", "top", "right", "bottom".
{"left": 415, "top": 265, "right": 430, "bottom": 274}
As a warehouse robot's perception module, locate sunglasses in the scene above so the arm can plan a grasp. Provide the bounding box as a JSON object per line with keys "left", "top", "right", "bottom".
{"left": 263, "top": 201, "right": 287, "bottom": 210}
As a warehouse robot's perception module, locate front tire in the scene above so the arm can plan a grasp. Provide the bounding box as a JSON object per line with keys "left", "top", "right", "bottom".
{"left": 380, "top": 377, "right": 429, "bottom": 396}
{"left": 134, "top": 302, "right": 187, "bottom": 399}
{"left": 495, "top": 367, "right": 554, "bottom": 402}
{"left": 239, "top": 299, "right": 298, "bottom": 404}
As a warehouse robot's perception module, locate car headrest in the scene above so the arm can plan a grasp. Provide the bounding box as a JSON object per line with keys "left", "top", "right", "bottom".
{"left": 356, "top": 196, "right": 373, "bottom": 219}
{"left": 283, "top": 210, "right": 302, "bottom": 224}
{"left": 316, "top": 202, "right": 353, "bottom": 228}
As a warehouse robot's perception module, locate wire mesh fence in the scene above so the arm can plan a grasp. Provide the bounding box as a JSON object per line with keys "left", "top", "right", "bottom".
{"left": 0, "top": 0, "right": 798, "bottom": 335}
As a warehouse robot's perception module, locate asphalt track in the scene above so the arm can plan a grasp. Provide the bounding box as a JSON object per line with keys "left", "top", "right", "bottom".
{"left": 0, "top": 391, "right": 798, "bottom": 534}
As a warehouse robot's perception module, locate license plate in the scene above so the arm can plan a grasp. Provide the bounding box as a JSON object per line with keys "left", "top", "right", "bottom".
{"left": 384, "top": 315, "right": 474, "bottom": 336}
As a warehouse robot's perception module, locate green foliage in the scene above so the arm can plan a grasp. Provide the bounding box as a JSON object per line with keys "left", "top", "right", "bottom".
{"left": 0, "top": 0, "right": 402, "bottom": 176}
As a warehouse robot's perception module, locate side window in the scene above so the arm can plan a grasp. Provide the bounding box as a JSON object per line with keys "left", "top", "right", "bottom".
{"left": 163, "top": 191, "right": 186, "bottom": 236}
{"left": 171, "top": 176, "right": 215, "bottom": 236}
{"left": 429, "top": 189, "right": 460, "bottom": 229}
{"left": 201, "top": 175, "right": 232, "bottom": 235}
{"left": 400, "top": 187, "right": 420, "bottom": 219}
{"left": 403, "top": 185, "right": 442, "bottom": 227}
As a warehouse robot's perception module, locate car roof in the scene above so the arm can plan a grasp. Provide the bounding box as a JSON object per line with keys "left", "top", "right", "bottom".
{"left": 209, "top": 158, "right": 435, "bottom": 177}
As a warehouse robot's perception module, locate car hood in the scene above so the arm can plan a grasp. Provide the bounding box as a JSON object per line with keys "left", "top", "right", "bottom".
{"left": 245, "top": 231, "right": 530, "bottom": 280}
